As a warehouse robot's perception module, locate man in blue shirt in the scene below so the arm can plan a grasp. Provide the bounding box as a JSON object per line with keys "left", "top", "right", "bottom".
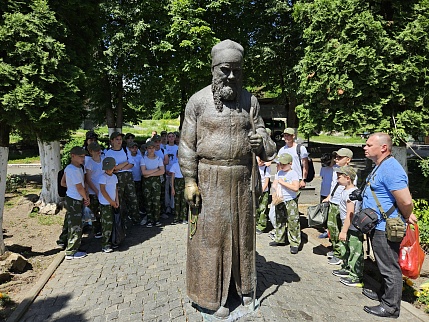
{"left": 361, "top": 133, "right": 417, "bottom": 318}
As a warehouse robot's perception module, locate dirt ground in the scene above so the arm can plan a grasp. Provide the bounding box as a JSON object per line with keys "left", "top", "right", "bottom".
{"left": 0, "top": 187, "right": 66, "bottom": 321}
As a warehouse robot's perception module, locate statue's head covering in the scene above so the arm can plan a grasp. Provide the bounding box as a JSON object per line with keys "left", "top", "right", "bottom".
{"left": 211, "top": 39, "right": 243, "bottom": 67}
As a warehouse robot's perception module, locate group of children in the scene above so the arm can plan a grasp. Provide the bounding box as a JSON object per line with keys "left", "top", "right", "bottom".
{"left": 59, "top": 130, "right": 187, "bottom": 259}
{"left": 255, "top": 145, "right": 365, "bottom": 287}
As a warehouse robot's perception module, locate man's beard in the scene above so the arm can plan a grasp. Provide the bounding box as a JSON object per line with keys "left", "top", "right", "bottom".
{"left": 212, "top": 77, "right": 241, "bottom": 112}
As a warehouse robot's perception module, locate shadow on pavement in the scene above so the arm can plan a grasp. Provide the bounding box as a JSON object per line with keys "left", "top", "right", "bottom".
{"left": 22, "top": 294, "right": 86, "bottom": 322}
{"left": 256, "top": 252, "right": 300, "bottom": 305}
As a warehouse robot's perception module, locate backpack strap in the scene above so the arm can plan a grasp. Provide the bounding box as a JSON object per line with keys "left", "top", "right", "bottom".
{"left": 331, "top": 183, "right": 339, "bottom": 198}
{"left": 296, "top": 144, "right": 302, "bottom": 168}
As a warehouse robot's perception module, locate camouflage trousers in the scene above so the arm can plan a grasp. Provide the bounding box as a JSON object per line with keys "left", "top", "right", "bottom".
{"left": 327, "top": 203, "right": 341, "bottom": 257}
{"left": 143, "top": 176, "right": 162, "bottom": 223}
{"left": 99, "top": 204, "right": 114, "bottom": 248}
{"left": 173, "top": 178, "right": 187, "bottom": 221}
{"left": 64, "top": 196, "right": 84, "bottom": 256}
{"left": 89, "top": 194, "right": 101, "bottom": 234}
{"left": 116, "top": 171, "right": 140, "bottom": 224}
{"left": 134, "top": 180, "right": 144, "bottom": 212}
{"left": 256, "top": 191, "right": 270, "bottom": 232}
{"left": 339, "top": 230, "right": 364, "bottom": 280}
{"left": 274, "top": 199, "right": 301, "bottom": 246}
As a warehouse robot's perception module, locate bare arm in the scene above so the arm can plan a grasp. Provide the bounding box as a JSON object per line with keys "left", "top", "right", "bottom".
{"left": 340, "top": 200, "right": 354, "bottom": 241}
{"left": 76, "top": 183, "right": 89, "bottom": 206}
{"left": 85, "top": 170, "right": 99, "bottom": 196}
{"left": 171, "top": 172, "right": 176, "bottom": 196}
{"left": 278, "top": 179, "right": 300, "bottom": 192}
{"left": 391, "top": 187, "right": 417, "bottom": 224}
{"left": 61, "top": 173, "right": 66, "bottom": 187}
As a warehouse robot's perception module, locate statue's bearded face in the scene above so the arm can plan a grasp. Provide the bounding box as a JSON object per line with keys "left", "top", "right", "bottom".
{"left": 212, "top": 62, "right": 242, "bottom": 111}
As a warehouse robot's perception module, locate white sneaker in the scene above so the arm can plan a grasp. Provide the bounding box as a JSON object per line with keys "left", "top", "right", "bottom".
{"left": 140, "top": 216, "right": 148, "bottom": 226}
{"left": 102, "top": 246, "right": 113, "bottom": 253}
{"left": 65, "top": 251, "right": 87, "bottom": 260}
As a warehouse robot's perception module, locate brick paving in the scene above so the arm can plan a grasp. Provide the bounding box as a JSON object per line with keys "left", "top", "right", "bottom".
{"left": 20, "top": 177, "right": 426, "bottom": 321}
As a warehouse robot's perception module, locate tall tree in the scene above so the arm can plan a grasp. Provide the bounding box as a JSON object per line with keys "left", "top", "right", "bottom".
{"left": 0, "top": 0, "right": 88, "bottom": 221}
{"left": 293, "top": 0, "right": 429, "bottom": 140}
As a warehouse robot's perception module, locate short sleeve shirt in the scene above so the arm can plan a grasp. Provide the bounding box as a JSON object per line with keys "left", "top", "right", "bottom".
{"left": 65, "top": 164, "right": 85, "bottom": 200}
{"left": 169, "top": 162, "right": 183, "bottom": 179}
{"left": 85, "top": 157, "right": 104, "bottom": 195}
{"left": 140, "top": 155, "right": 164, "bottom": 171}
{"left": 339, "top": 187, "right": 361, "bottom": 231}
{"left": 258, "top": 165, "right": 271, "bottom": 192}
{"left": 105, "top": 148, "right": 132, "bottom": 173}
{"left": 275, "top": 169, "right": 299, "bottom": 201}
{"left": 362, "top": 157, "right": 408, "bottom": 231}
{"left": 278, "top": 144, "right": 308, "bottom": 179}
{"left": 98, "top": 173, "right": 118, "bottom": 205}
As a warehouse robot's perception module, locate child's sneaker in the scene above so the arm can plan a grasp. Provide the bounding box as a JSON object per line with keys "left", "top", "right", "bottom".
{"left": 94, "top": 232, "right": 102, "bottom": 239}
{"left": 65, "top": 251, "right": 87, "bottom": 260}
{"left": 155, "top": 221, "right": 162, "bottom": 227}
{"left": 182, "top": 220, "right": 188, "bottom": 224}
{"left": 332, "top": 269, "right": 349, "bottom": 277}
{"left": 326, "top": 251, "right": 334, "bottom": 259}
{"left": 340, "top": 277, "right": 363, "bottom": 287}
{"left": 146, "top": 222, "right": 153, "bottom": 228}
{"left": 140, "top": 216, "right": 148, "bottom": 226}
{"left": 328, "top": 256, "right": 343, "bottom": 265}
{"left": 102, "top": 246, "right": 113, "bottom": 253}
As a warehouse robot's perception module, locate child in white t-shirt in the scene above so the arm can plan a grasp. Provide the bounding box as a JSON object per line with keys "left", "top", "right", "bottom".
{"left": 270, "top": 153, "right": 301, "bottom": 254}
{"left": 331, "top": 165, "right": 363, "bottom": 287}
{"left": 170, "top": 155, "right": 187, "bottom": 224}
{"left": 98, "top": 157, "right": 119, "bottom": 253}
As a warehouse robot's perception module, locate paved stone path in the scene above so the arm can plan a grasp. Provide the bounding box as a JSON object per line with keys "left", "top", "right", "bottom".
{"left": 21, "top": 214, "right": 425, "bottom": 322}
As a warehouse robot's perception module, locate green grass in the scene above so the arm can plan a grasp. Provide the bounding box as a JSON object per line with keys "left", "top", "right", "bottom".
{"left": 29, "top": 210, "right": 64, "bottom": 226}
{"left": 305, "top": 133, "right": 366, "bottom": 145}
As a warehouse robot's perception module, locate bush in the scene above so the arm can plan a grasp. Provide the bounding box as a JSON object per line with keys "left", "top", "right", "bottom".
{"left": 6, "top": 175, "right": 26, "bottom": 193}
{"left": 413, "top": 199, "right": 429, "bottom": 246}
{"left": 61, "top": 138, "right": 85, "bottom": 168}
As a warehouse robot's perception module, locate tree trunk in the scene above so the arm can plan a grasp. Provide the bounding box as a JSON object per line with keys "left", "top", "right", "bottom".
{"left": 0, "top": 122, "right": 10, "bottom": 255}
{"left": 36, "top": 139, "right": 61, "bottom": 215}
{"left": 0, "top": 148, "right": 8, "bottom": 255}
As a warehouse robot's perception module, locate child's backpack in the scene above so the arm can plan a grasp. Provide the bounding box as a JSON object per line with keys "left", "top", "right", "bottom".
{"left": 297, "top": 144, "right": 315, "bottom": 183}
{"left": 57, "top": 168, "right": 67, "bottom": 197}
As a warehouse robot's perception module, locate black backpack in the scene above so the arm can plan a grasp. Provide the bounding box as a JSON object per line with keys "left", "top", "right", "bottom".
{"left": 297, "top": 144, "right": 315, "bottom": 183}
{"left": 57, "top": 168, "right": 67, "bottom": 197}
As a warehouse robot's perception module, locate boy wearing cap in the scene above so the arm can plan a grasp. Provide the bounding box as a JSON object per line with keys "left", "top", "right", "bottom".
{"left": 85, "top": 142, "right": 104, "bottom": 238}
{"left": 63, "top": 146, "right": 89, "bottom": 260}
{"left": 98, "top": 157, "right": 119, "bottom": 253}
{"left": 271, "top": 153, "right": 301, "bottom": 254}
{"left": 322, "top": 148, "right": 358, "bottom": 265}
{"left": 278, "top": 128, "right": 309, "bottom": 188}
{"left": 331, "top": 165, "right": 363, "bottom": 287}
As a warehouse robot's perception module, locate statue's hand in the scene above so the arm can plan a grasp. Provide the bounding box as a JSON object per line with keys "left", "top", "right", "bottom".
{"left": 185, "top": 181, "right": 201, "bottom": 208}
{"left": 249, "top": 133, "right": 262, "bottom": 154}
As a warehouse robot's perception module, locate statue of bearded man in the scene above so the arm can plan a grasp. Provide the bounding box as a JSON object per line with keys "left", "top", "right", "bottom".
{"left": 179, "top": 39, "right": 277, "bottom": 319}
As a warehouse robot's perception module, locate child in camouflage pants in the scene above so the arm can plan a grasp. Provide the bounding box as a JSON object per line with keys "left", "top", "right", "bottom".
{"left": 271, "top": 153, "right": 301, "bottom": 254}
{"left": 98, "top": 157, "right": 119, "bottom": 253}
{"left": 140, "top": 141, "right": 165, "bottom": 227}
{"left": 331, "top": 165, "right": 364, "bottom": 287}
